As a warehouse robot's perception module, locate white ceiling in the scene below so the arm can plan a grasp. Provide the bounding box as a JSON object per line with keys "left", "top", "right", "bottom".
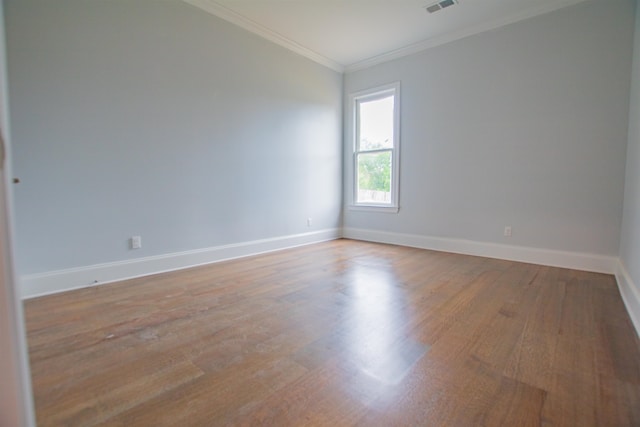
{"left": 183, "top": 0, "right": 587, "bottom": 72}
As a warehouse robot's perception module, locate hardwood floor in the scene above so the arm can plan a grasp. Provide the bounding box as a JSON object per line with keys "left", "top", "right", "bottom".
{"left": 24, "top": 239, "right": 640, "bottom": 426}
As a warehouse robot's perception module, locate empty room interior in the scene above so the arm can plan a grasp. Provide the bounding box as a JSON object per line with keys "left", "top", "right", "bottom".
{"left": 2, "top": 0, "right": 640, "bottom": 425}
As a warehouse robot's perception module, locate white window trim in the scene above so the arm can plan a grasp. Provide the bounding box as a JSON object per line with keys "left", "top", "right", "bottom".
{"left": 348, "top": 82, "right": 400, "bottom": 213}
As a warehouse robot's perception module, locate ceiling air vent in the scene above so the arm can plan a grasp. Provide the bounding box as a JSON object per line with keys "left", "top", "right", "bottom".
{"left": 425, "top": 0, "right": 458, "bottom": 14}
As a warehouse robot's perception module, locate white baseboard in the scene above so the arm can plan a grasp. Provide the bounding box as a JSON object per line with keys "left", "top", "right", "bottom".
{"left": 342, "top": 227, "right": 617, "bottom": 274}
{"left": 20, "top": 227, "right": 621, "bottom": 300}
{"left": 616, "top": 261, "right": 640, "bottom": 337}
{"left": 22, "top": 226, "right": 638, "bottom": 338}
{"left": 20, "top": 228, "right": 341, "bottom": 299}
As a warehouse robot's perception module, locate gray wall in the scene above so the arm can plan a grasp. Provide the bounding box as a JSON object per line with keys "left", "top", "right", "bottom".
{"left": 344, "top": 0, "right": 634, "bottom": 256}
{"left": 6, "top": 0, "right": 343, "bottom": 275}
{"left": 621, "top": 3, "right": 640, "bottom": 291}
{"left": 6, "top": 0, "right": 636, "bottom": 279}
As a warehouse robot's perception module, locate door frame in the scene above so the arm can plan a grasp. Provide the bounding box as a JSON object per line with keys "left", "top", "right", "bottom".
{"left": 0, "top": 1, "right": 36, "bottom": 425}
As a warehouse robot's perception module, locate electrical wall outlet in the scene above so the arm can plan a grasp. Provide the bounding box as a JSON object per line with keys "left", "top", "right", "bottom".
{"left": 504, "top": 226, "right": 512, "bottom": 237}
{"left": 131, "top": 235, "right": 142, "bottom": 249}
{"left": 307, "top": 218, "right": 312, "bottom": 227}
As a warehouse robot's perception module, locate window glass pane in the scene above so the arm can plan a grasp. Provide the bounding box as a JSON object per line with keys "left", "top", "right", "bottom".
{"left": 359, "top": 95, "right": 394, "bottom": 151}
{"left": 357, "top": 151, "right": 392, "bottom": 203}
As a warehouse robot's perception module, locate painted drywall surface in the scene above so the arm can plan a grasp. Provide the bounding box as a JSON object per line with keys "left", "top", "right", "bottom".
{"left": 621, "top": 2, "right": 640, "bottom": 286}
{"left": 6, "top": 0, "right": 342, "bottom": 275}
{"left": 344, "top": 0, "right": 634, "bottom": 256}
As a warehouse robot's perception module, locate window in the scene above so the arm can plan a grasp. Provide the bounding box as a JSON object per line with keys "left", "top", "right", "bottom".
{"left": 350, "top": 83, "right": 400, "bottom": 212}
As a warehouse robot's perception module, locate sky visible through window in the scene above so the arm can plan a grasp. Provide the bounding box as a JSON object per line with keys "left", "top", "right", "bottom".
{"left": 359, "top": 95, "right": 394, "bottom": 150}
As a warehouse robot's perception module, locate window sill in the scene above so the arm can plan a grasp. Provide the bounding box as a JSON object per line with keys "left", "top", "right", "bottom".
{"left": 348, "top": 205, "right": 399, "bottom": 214}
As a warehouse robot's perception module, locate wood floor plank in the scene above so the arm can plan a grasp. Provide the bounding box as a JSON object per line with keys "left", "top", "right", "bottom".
{"left": 24, "top": 239, "right": 640, "bottom": 426}
{"left": 36, "top": 352, "right": 203, "bottom": 427}
{"left": 502, "top": 266, "right": 566, "bottom": 391}
{"left": 481, "top": 377, "right": 547, "bottom": 427}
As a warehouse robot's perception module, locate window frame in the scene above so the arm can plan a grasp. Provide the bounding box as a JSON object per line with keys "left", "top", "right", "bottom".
{"left": 349, "top": 82, "right": 400, "bottom": 213}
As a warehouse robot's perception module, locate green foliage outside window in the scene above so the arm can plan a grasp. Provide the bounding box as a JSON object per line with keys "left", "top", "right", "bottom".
{"left": 358, "top": 151, "right": 391, "bottom": 192}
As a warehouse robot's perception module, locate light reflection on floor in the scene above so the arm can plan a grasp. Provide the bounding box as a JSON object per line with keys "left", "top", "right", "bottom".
{"left": 343, "top": 260, "right": 430, "bottom": 392}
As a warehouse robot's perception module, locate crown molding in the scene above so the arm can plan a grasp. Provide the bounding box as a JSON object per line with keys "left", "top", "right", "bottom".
{"left": 183, "top": 0, "right": 587, "bottom": 74}
{"left": 182, "top": 0, "right": 344, "bottom": 73}
{"left": 344, "top": 0, "right": 587, "bottom": 73}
